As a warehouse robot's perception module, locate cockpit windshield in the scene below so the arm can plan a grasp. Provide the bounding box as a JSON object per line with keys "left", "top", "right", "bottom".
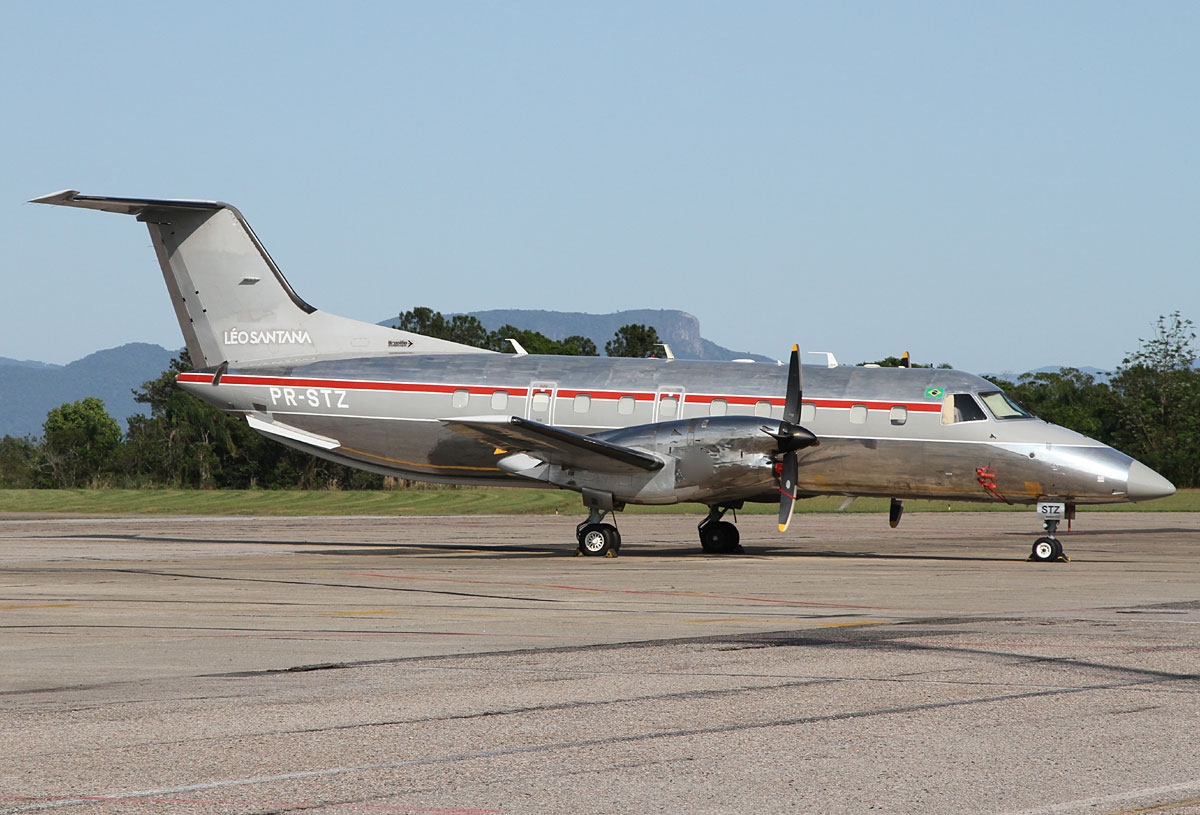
{"left": 978, "top": 390, "right": 1034, "bottom": 420}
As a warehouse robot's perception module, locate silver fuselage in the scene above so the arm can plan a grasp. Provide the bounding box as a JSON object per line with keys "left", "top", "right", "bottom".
{"left": 34, "top": 190, "right": 1169, "bottom": 516}
{"left": 180, "top": 354, "right": 1145, "bottom": 507}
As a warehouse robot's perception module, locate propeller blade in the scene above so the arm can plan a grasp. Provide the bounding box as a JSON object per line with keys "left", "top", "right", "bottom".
{"left": 764, "top": 346, "right": 816, "bottom": 451}
{"left": 783, "top": 344, "right": 802, "bottom": 425}
{"left": 768, "top": 344, "right": 815, "bottom": 533}
{"left": 778, "top": 451, "right": 798, "bottom": 532}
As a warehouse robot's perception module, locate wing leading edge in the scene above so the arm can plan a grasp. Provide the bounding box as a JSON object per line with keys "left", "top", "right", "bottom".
{"left": 441, "top": 416, "right": 664, "bottom": 475}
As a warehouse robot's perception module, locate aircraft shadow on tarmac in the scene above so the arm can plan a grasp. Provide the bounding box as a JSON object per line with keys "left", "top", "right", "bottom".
{"left": 62, "top": 528, "right": 1181, "bottom": 564}
{"left": 304, "top": 542, "right": 1024, "bottom": 563}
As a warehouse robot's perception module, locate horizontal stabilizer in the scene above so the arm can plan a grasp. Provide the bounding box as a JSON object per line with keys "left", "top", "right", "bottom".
{"left": 442, "top": 416, "right": 664, "bottom": 474}
{"left": 29, "top": 190, "right": 225, "bottom": 215}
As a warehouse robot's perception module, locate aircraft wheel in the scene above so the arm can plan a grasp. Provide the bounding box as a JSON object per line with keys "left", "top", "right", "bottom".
{"left": 1030, "top": 537, "right": 1061, "bottom": 562}
{"left": 579, "top": 523, "right": 619, "bottom": 557}
{"left": 700, "top": 521, "right": 742, "bottom": 554}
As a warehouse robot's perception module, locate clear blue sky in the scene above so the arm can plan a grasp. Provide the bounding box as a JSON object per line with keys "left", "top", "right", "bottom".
{"left": 2, "top": 1, "right": 1196, "bottom": 374}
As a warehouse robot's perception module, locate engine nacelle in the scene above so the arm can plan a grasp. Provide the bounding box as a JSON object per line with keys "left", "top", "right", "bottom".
{"left": 598, "top": 416, "right": 781, "bottom": 505}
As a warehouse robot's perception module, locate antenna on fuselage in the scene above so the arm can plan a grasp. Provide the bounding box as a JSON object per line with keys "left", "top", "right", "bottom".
{"left": 807, "top": 351, "right": 838, "bottom": 368}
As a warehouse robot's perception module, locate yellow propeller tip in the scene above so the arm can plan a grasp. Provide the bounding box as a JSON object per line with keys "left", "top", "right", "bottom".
{"left": 778, "top": 523, "right": 788, "bottom": 532}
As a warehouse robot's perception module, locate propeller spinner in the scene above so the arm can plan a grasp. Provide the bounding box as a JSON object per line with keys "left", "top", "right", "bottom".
{"left": 762, "top": 345, "right": 819, "bottom": 532}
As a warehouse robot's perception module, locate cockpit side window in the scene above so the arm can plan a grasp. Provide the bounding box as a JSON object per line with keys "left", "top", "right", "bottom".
{"left": 942, "top": 392, "right": 987, "bottom": 424}
{"left": 978, "top": 390, "right": 1034, "bottom": 420}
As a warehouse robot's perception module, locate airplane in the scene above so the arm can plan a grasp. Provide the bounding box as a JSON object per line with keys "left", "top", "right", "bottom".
{"left": 32, "top": 190, "right": 1177, "bottom": 562}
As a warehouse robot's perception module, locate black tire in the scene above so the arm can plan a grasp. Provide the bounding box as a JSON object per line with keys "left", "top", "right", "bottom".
{"left": 1031, "top": 537, "right": 1057, "bottom": 562}
{"left": 700, "top": 521, "right": 741, "bottom": 554}
{"left": 579, "top": 523, "right": 617, "bottom": 556}
{"left": 604, "top": 524, "right": 621, "bottom": 553}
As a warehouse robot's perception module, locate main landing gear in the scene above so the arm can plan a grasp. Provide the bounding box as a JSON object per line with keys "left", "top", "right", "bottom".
{"left": 1029, "top": 501, "right": 1072, "bottom": 563}
{"left": 698, "top": 504, "right": 743, "bottom": 554}
{"left": 576, "top": 507, "right": 621, "bottom": 557}
{"left": 575, "top": 503, "right": 746, "bottom": 557}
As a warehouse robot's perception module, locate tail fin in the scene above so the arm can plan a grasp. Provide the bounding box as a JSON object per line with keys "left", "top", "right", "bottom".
{"left": 31, "top": 190, "right": 488, "bottom": 369}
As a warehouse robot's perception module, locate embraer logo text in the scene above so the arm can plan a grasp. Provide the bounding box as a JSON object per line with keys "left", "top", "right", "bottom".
{"left": 223, "top": 328, "right": 312, "bottom": 345}
{"left": 269, "top": 387, "right": 350, "bottom": 410}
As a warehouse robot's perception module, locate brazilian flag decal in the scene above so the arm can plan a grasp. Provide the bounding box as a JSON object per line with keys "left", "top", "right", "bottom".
{"left": 925, "top": 387, "right": 944, "bottom": 399}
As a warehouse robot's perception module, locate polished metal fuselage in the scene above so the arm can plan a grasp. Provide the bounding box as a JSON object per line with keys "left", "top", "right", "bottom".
{"left": 179, "top": 353, "right": 1138, "bottom": 507}
{"left": 34, "top": 190, "right": 1168, "bottom": 516}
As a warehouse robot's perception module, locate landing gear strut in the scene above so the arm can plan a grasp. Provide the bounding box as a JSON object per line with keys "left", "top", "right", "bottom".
{"left": 698, "top": 504, "right": 743, "bottom": 554}
{"left": 1029, "top": 501, "right": 1071, "bottom": 563}
{"left": 576, "top": 489, "right": 622, "bottom": 557}
{"left": 576, "top": 507, "right": 621, "bottom": 557}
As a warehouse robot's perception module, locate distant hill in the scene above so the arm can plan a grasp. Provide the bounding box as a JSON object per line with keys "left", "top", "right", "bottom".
{"left": 0, "top": 357, "right": 61, "bottom": 370}
{"left": 984, "top": 365, "right": 1113, "bottom": 384}
{"left": 0, "top": 343, "right": 177, "bottom": 438}
{"left": 382, "top": 308, "right": 774, "bottom": 362}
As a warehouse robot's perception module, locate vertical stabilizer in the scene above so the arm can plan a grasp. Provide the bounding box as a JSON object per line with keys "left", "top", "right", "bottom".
{"left": 31, "top": 190, "right": 489, "bottom": 368}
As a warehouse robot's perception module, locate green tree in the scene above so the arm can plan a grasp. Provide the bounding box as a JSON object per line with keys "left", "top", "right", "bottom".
{"left": 560, "top": 335, "right": 598, "bottom": 356}
{"left": 397, "top": 308, "right": 601, "bottom": 356}
{"left": 987, "top": 368, "right": 1112, "bottom": 439}
{"left": 492, "top": 326, "right": 599, "bottom": 356}
{"left": 1108, "top": 312, "right": 1200, "bottom": 487}
{"left": 395, "top": 307, "right": 493, "bottom": 349}
{"left": 41, "top": 398, "right": 122, "bottom": 488}
{"left": 605, "top": 324, "right": 661, "bottom": 358}
{"left": 0, "top": 436, "right": 39, "bottom": 488}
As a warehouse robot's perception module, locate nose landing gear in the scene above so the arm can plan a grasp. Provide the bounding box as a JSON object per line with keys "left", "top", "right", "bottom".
{"left": 1029, "top": 501, "right": 1071, "bottom": 562}
{"left": 1030, "top": 533, "right": 1064, "bottom": 562}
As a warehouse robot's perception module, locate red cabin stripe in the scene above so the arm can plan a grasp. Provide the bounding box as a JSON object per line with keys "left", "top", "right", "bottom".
{"left": 177, "top": 372, "right": 944, "bottom": 413}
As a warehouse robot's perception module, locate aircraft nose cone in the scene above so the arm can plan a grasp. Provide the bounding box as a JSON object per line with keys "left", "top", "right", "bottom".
{"left": 1126, "top": 460, "right": 1176, "bottom": 502}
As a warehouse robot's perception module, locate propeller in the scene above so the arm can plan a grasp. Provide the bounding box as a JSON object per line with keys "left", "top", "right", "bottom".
{"left": 762, "top": 345, "right": 819, "bottom": 532}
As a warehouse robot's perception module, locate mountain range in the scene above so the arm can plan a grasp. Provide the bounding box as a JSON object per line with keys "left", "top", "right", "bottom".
{"left": 0, "top": 343, "right": 178, "bottom": 439}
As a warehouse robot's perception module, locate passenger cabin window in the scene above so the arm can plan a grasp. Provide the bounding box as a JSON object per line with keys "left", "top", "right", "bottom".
{"left": 800, "top": 403, "right": 815, "bottom": 422}
{"left": 979, "top": 390, "right": 1034, "bottom": 420}
{"left": 452, "top": 389, "right": 470, "bottom": 409}
{"left": 491, "top": 391, "right": 508, "bottom": 411}
{"left": 618, "top": 396, "right": 636, "bottom": 416}
{"left": 754, "top": 400, "right": 773, "bottom": 418}
{"left": 573, "top": 394, "right": 591, "bottom": 413}
{"left": 531, "top": 391, "right": 551, "bottom": 413}
{"left": 849, "top": 404, "right": 868, "bottom": 424}
{"left": 889, "top": 406, "right": 908, "bottom": 425}
{"left": 942, "top": 393, "right": 987, "bottom": 424}
{"left": 659, "top": 396, "right": 678, "bottom": 419}
{"left": 709, "top": 399, "right": 728, "bottom": 417}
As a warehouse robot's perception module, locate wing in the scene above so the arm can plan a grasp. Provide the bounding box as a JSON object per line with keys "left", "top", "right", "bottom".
{"left": 441, "top": 416, "right": 664, "bottom": 474}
